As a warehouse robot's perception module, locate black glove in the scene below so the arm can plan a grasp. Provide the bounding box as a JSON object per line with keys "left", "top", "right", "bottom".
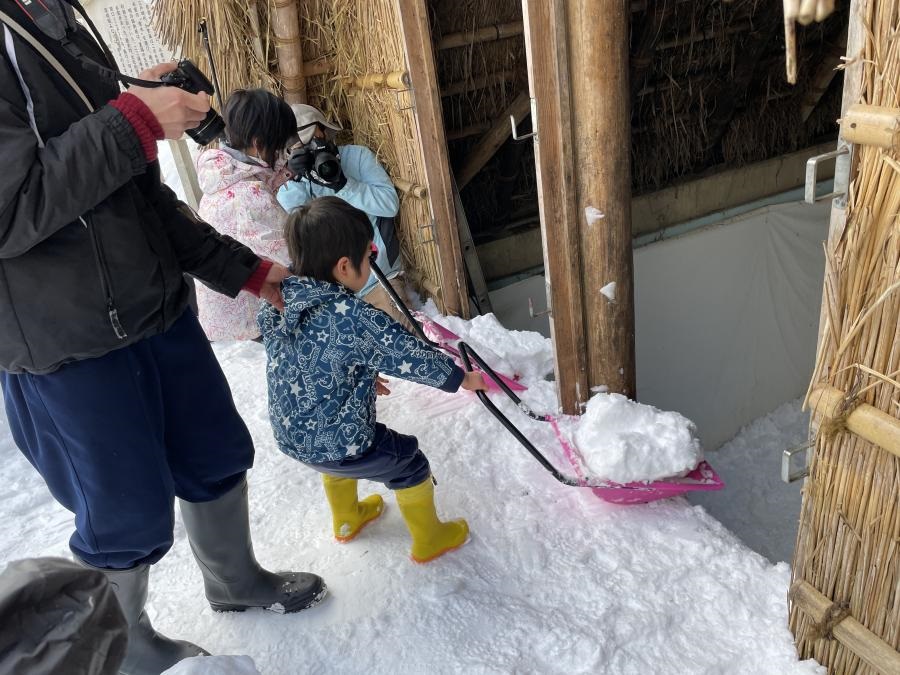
{"left": 288, "top": 145, "right": 314, "bottom": 181}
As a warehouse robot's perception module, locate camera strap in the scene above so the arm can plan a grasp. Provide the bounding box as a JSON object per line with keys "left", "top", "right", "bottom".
{"left": 10, "top": 0, "right": 164, "bottom": 89}
{"left": 0, "top": 7, "right": 93, "bottom": 111}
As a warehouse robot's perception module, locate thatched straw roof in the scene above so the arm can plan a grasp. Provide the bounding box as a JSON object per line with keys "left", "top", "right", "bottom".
{"left": 438, "top": 0, "right": 848, "bottom": 239}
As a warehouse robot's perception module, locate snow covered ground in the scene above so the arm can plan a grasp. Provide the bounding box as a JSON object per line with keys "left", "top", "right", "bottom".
{"left": 0, "top": 312, "right": 822, "bottom": 674}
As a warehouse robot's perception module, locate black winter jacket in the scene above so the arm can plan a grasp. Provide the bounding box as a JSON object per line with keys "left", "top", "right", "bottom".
{"left": 0, "top": 2, "right": 260, "bottom": 374}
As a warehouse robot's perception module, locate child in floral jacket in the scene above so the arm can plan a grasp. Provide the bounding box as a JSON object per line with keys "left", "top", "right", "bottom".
{"left": 196, "top": 89, "right": 295, "bottom": 341}
{"left": 258, "top": 196, "right": 486, "bottom": 562}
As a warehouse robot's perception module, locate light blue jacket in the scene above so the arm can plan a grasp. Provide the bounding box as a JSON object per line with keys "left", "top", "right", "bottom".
{"left": 278, "top": 145, "right": 401, "bottom": 296}
{"left": 259, "top": 276, "right": 464, "bottom": 464}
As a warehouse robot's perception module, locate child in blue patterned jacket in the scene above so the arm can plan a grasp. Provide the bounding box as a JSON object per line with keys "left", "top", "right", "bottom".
{"left": 258, "top": 196, "right": 487, "bottom": 563}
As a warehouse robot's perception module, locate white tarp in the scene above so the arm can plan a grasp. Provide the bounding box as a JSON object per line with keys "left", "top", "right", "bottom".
{"left": 489, "top": 199, "right": 831, "bottom": 450}
{"left": 633, "top": 200, "right": 829, "bottom": 449}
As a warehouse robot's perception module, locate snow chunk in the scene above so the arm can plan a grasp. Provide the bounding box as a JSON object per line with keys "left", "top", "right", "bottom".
{"left": 584, "top": 206, "right": 605, "bottom": 226}
{"left": 600, "top": 282, "right": 616, "bottom": 302}
{"left": 572, "top": 393, "right": 703, "bottom": 483}
{"left": 162, "top": 655, "right": 261, "bottom": 675}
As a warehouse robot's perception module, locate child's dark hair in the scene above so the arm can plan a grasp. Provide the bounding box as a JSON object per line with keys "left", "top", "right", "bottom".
{"left": 223, "top": 89, "right": 295, "bottom": 168}
{"left": 284, "top": 197, "right": 374, "bottom": 283}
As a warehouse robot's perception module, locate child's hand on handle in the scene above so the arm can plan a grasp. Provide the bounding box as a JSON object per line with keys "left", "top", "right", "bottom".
{"left": 375, "top": 375, "right": 391, "bottom": 396}
{"left": 461, "top": 371, "right": 488, "bottom": 392}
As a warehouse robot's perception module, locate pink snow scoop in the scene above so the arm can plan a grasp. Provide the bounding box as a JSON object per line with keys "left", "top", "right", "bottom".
{"left": 370, "top": 258, "right": 724, "bottom": 504}
{"left": 416, "top": 313, "right": 527, "bottom": 393}
{"left": 457, "top": 343, "right": 724, "bottom": 504}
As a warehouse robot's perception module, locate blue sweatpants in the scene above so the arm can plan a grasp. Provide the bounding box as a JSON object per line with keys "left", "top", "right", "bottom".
{"left": 1, "top": 311, "right": 254, "bottom": 569}
{"left": 309, "top": 423, "right": 430, "bottom": 489}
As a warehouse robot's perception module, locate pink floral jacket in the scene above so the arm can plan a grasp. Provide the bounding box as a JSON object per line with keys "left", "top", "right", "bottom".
{"left": 195, "top": 147, "right": 292, "bottom": 341}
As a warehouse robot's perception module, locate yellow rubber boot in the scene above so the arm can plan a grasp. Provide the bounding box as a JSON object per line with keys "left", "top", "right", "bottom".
{"left": 321, "top": 474, "right": 384, "bottom": 542}
{"left": 395, "top": 478, "right": 469, "bottom": 563}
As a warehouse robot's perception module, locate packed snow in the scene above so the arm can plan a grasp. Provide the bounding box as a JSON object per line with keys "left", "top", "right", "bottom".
{"left": 561, "top": 393, "right": 703, "bottom": 483}
{"left": 0, "top": 308, "right": 822, "bottom": 674}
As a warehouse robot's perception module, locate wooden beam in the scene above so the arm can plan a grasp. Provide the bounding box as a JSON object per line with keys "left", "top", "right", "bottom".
{"left": 440, "top": 70, "right": 519, "bottom": 98}
{"left": 630, "top": 1, "right": 673, "bottom": 102}
{"left": 455, "top": 92, "right": 530, "bottom": 189}
{"left": 474, "top": 143, "right": 838, "bottom": 281}
{"left": 396, "top": 0, "right": 469, "bottom": 317}
{"left": 703, "top": 14, "right": 782, "bottom": 152}
{"left": 272, "top": 0, "right": 305, "bottom": 103}
{"left": 437, "top": 21, "right": 524, "bottom": 50}
{"left": 841, "top": 104, "right": 900, "bottom": 151}
{"left": 522, "top": 0, "right": 589, "bottom": 412}
{"left": 168, "top": 139, "right": 201, "bottom": 210}
{"left": 303, "top": 57, "right": 331, "bottom": 78}
{"left": 568, "top": 0, "right": 636, "bottom": 398}
{"left": 799, "top": 36, "right": 847, "bottom": 122}
{"left": 631, "top": 142, "right": 835, "bottom": 237}
{"left": 446, "top": 122, "right": 491, "bottom": 141}
{"left": 791, "top": 581, "right": 900, "bottom": 675}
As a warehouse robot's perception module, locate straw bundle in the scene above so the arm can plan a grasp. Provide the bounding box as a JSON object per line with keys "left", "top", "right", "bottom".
{"left": 299, "top": 0, "right": 448, "bottom": 308}
{"left": 790, "top": 1, "right": 900, "bottom": 671}
{"left": 151, "top": 0, "right": 278, "bottom": 100}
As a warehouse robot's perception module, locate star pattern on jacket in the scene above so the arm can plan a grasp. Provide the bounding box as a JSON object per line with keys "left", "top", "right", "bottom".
{"left": 259, "top": 277, "right": 463, "bottom": 464}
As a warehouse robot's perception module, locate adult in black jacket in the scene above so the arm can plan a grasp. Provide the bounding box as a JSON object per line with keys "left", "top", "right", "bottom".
{"left": 0, "top": 2, "right": 326, "bottom": 673}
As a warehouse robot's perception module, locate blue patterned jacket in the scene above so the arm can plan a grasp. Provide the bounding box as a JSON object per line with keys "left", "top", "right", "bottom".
{"left": 258, "top": 276, "right": 465, "bottom": 464}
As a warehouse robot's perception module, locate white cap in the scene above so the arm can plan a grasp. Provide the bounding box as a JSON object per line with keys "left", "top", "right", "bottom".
{"left": 290, "top": 104, "right": 343, "bottom": 144}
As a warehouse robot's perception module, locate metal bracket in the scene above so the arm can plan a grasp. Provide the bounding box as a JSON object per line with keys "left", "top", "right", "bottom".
{"left": 805, "top": 147, "right": 848, "bottom": 204}
{"left": 528, "top": 296, "right": 550, "bottom": 319}
{"left": 781, "top": 441, "right": 813, "bottom": 483}
{"left": 393, "top": 88, "right": 414, "bottom": 113}
{"left": 510, "top": 106, "right": 536, "bottom": 142}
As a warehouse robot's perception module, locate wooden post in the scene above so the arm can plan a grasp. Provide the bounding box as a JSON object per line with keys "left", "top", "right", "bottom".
{"left": 272, "top": 0, "right": 305, "bottom": 104}
{"left": 841, "top": 104, "right": 900, "bottom": 151}
{"left": 396, "top": 0, "right": 469, "bottom": 317}
{"left": 455, "top": 92, "right": 530, "bottom": 189}
{"left": 168, "top": 139, "right": 201, "bottom": 210}
{"left": 567, "top": 0, "right": 635, "bottom": 398}
{"left": 522, "top": 0, "right": 589, "bottom": 412}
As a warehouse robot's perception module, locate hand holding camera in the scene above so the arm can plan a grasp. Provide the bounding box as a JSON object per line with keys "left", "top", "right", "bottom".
{"left": 288, "top": 138, "right": 346, "bottom": 191}
{"left": 128, "top": 61, "right": 225, "bottom": 144}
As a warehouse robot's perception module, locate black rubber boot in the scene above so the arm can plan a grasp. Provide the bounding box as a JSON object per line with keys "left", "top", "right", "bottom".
{"left": 81, "top": 562, "right": 207, "bottom": 675}
{"left": 179, "top": 478, "right": 327, "bottom": 613}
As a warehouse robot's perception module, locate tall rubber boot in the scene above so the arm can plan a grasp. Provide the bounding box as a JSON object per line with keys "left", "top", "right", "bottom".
{"left": 321, "top": 474, "right": 384, "bottom": 542}
{"left": 179, "top": 478, "right": 327, "bottom": 613}
{"left": 395, "top": 477, "right": 469, "bottom": 563}
{"left": 80, "top": 562, "right": 207, "bottom": 675}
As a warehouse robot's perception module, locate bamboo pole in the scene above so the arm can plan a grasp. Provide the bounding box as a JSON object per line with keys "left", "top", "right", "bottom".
{"left": 568, "top": 0, "right": 636, "bottom": 398}
{"left": 394, "top": 178, "right": 428, "bottom": 199}
{"left": 342, "top": 70, "right": 410, "bottom": 90}
{"left": 841, "top": 104, "right": 900, "bottom": 152}
{"left": 809, "top": 386, "right": 900, "bottom": 460}
{"left": 455, "top": 92, "right": 530, "bottom": 189}
{"left": 303, "top": 57, "right": 331, "bottom": 78}
{"left": 791, "top": 581, "right": 900, "bottom": 675}
{"left": 273, "top": 0, "right": 305, "bottom": 103}
{"left": 437, "top": 21, "right": 524, "bottom": 50}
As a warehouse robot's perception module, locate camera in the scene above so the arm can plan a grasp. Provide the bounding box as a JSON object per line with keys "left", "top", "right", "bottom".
{"left": 289, "top": 138, "right": 341, "bottom": 184}
{"left": 160, "top": 60, "right": 225, "bottom": 146}
{"left": 304, "top": 137, "right": 342, "bottom": 184}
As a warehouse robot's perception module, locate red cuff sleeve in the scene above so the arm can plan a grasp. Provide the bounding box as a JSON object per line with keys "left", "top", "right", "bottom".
{"left": 109, "top": 92, "right": 164, "bottom": 162}
{"left": 243, "top": 260, "right": 273, "bottom": 297}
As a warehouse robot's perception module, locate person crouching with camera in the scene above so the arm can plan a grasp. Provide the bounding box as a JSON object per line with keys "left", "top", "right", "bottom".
{"left": 194, "top": 88, "right": 297, "bottom": 341}
{"left": 278, "top": 104, "right": 416, "bottom": 332}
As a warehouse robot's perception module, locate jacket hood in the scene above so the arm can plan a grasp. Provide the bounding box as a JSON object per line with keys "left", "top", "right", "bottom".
{"left": 280, "top": 276, "right": 351, "bottom": 332}
{"left": 197, "top": 146, "right": 287, "bottom": 194}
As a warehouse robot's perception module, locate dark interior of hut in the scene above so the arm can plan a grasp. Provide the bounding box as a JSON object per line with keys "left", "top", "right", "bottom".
{"left": 431, "top": 0, "right": 849, "bottom": 247}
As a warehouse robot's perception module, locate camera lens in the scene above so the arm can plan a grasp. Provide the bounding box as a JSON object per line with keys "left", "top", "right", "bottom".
{"left": 315, "top": 154, "right": 340, "bottom": 181}
{"left": 187, "top": 110, "right": 226, "bottom": 146}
